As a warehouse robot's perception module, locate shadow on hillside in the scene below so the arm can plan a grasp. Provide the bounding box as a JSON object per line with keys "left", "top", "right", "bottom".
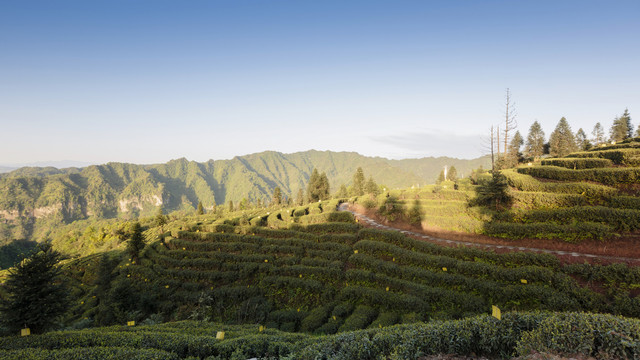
{"left": 0, "top": 239, "right": 38, "bottom": 269}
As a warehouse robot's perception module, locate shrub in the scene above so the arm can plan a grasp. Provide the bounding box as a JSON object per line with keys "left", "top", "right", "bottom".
{"left": 517, "top": 166, "right": 640, "bottom": 186}
{"left": 541, "top": 157, "right": 613, "bottom": 169}
{"left": 338, "top": 305, "right": 378, "bottom": 332}
{"left": 484, "top": 221, "right": 612, "bottom": 242}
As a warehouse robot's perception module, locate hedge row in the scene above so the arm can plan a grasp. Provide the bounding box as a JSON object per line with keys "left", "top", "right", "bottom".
{"left": 565, "top": 148, "right": 640, "bottom": 165}
{"left": 517, "top": 166, "right": 640, "bottom": 185}
{"left": 511, "top": 191, "right": 588, "bottom": 209}
{"left": 494, "top": 206, "right": 640, "bottom": 232}
{"left": 357, "top": 228, "right": 561, "bottom": 268}
{"left": 293, "top": 312, "right": 640, "bottom": 359}
{"left": 541, "top": 157, "right": 614, "bottom": 169}
{"left": 502, "top": 169, "right": 618, "bottom": 197}
{"left": 484, "top": 221, "right": 612, "bottom": 242}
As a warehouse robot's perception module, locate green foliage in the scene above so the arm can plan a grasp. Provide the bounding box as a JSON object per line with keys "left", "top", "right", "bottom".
{"left": 610, "top": 108, "right": 633, "bottom": 142}
{"left": 407, "top": 199, "right": 423, "bottom": 226}
{"left": 307, "top": 169, "right": 330, "bottom": 202}
{"left": 473, "top": 171, "right": 512, "bottom": 211}
{"left": 517, "top": 165, "right": 640, "bottom": 186}
{"left": 526, "top": 121, "right": 545, "bottom": 160}
{"left": 484, "top": 221, "right": 612, "bottom": 241}
{"left": 565, "top": 148, "right": 640, "bottom": 166}
{"left": 541, "top": 157, "right": 613, "bottom": 169}
{"left": 0, "top": 243, "right": 70, "bottom": 334}
{"left": 549, "top": 117, "right": 578, "bottom": 157}
{"left": 351, "top": 167, "right": 365, "bottom": 196}
{"left": 126, "top": 222, "right": 145, "bottom": 263}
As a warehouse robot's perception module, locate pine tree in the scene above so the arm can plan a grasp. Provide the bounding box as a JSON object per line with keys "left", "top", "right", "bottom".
{"left": 272, "top": 187, "right": 283, "bottom": 206}
{"left": 575, "top": 128, "right": 591, "bottom": 150}
{"left": 436, "top": 169, "right": 446, "bottom": 184}
{"left": 446, "top": 166, "right": 458, "bottom": 181}
{"left": 592, "top": 122, "right": 605, "bottom": 146}
{"left": 525, "top": 121, "right": 545, "bottom": 160}
{"left": 296, "top": 188, "right": 305, "bottom": 206}
{"left": 0, "top": 243, "right": 70, "bottom": 334}
{"left": 351, "top": 167, "right": 365, "bottom": 196}
{"left": 307, "top": 168, "right": 321, "bottom": 202}
{"left": 337, "top": 184, "right": 349, "bottom": 198}
{"left": 549, "top": 117, "right": 578, "bottom": 157}
{"left": 318, "top": 172, "right": 330, "bottom": 200}
{"left": 126, "top": 222, "right": 145, "bottom": 264}
{"left": 610, "top": 109, "right": 633, "bottom": 142}
{"left": 196, "top": 201, "right": 204, "bottom": 215}
{"left": 155, "top": 206, "right": 166, "bottom": 227}
{"left": 474, "top": 171, "right": 512, "bottom": 211}
{"left": 227, "top": 200, "right": 234, "bottom": 212}
{"left": 364, "top": 176, "right": 379, "bottom": 195}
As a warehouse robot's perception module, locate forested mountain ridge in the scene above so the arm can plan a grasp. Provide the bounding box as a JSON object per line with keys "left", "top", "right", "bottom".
{"left": 0, "top": 150, "right": 490, "bottom": 244}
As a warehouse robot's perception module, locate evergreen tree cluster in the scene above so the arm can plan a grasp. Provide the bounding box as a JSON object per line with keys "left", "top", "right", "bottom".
{"left": 307, "top": 168, "right": 330, "bottom": 202}
{"left": 508, "top": 108, "right": 636, "bottom": 165}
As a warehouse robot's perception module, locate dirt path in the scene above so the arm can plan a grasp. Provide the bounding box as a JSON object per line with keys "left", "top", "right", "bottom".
{"left": 339, "top": 203, "right": 640, "bottom": 264}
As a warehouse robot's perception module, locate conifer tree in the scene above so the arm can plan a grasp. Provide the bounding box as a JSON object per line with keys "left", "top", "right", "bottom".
{"left": 549, "top": 117, "right": 577, "bottom": 157}
{"left": 436, "top": 169, "right": 446, "bottom": 184}
{"left": 474, "top": 171, "right": 512, "bottom": 211}
{"left": 155, "top": 206, "right": 166, "bottom": 227}
{"left": 351, "top": 167, "right": 365, "bottom": 196}
{"left": 296, "top": 188, "right": 305, "bottom": 206}
{"left": 575, "top": 128, "right": 590, "bottom": 150}
{"left": 1, "top": 243, "right": 70, "bottom": 334}
{"left": 592, "top": 122, "right": 605, "bottom": 146}
{"left": 525, "top": 121, "right": 545, "bottom": 160}
{"left": 227, "top": 200, "right": 234, "bottom": 212}
{"left": 126, "top": 222, "right": 145, "bottom": 264}
{"left": 364, "top": 176, "right": 380, "bottom": 195}
{"left": 337, "top": 184, "right": 349, "bottom": 198}
{"left": 446, "top": 166, "right": 458, "bottom": 181}
{"left": 272, "top": 187, "right": 283, "bottom": 206}
{"left": 196, "top": 201, "right": 204, "bottom": 215}
{"left": 610, "top": 109, "right": 633, "bottom": 142}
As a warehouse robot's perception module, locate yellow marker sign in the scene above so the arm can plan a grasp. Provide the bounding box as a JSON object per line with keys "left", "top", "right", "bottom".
{"left": 165, "top": 285, "right": 169, "bottom": 288}
{"left": 442, "top": 267, "right": 447, "bottom": 272}
{"left": 332, "top": 316, "right": 336, "bottom": 320}
{"left": 521, "top": 279, "right": 528, "bottom": 284}
{"left": 299, "top": 274, "right": 302, "bottom": 278}
{"left": 259, "top": 325, "right": 264, "bottom": 332}
{"left": 21, "top": 328, "right": 30, "bottom": 336}
{"left": 264, "top": 259, "right": 268, "bottom": 263}
{"left": 492, "top": 305, "right": 501, "bottom": 320}
{"left": 354, "top": 250, "right": 358, "bottom": 254}
{"left": 183, "top": 247, "right": 186, "bottom": 250}
{"left": 297, "top": 308, "right": 300, "bottom": 312}
{"left": 385, "top": 286, "right": 389, "bottom": 291}
{"left": 392, "top": 257, "right": 395, "bottom": 262}
{"left": 379, "top": 323, "right": 382, "bottom": 328}
{"left": 216, "top": 331, "right": 225, "bottom": 340}
{"left": 127, "top": 321, "right": 135, "bottom": 326}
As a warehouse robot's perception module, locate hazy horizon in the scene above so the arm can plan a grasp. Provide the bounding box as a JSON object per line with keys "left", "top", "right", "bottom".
{"left": 2, "top": 1, "right": 638, "bottom": 165}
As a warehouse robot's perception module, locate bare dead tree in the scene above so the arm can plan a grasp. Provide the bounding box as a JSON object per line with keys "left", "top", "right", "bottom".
{"left": 503, "top": 88, "right": 517, "bottom": 154}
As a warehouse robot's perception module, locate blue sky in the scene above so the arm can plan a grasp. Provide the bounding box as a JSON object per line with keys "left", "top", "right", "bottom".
{"left": 1, "top": 1, "right": 639, "bottom": 166}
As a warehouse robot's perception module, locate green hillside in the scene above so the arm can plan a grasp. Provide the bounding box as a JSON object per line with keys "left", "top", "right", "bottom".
{"left": 1, "top": 202, "right": 639, "bottom": 359}
{"left": 355, "top": 137, "right": 640, "bottom": 244}
{"left": 0, "top": 150, "right": 490, "bottom": 258}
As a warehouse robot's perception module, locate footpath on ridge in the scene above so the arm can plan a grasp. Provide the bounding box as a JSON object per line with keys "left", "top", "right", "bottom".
{"left": 339, "top": 203, "right": 640, "bottom": 264}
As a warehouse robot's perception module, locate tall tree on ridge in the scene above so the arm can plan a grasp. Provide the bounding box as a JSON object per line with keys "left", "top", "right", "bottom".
{"left": 592, "top": 122, "right": 605, "bottom": 146}
{"left": 610, "top": 109, "right": 633, "bottom": 142}
{"left": 351, "top": 167, "right": 365, "bottom": 196}
{"left": 575, "top": 128, "right": 590, "bottom": 151}
{"left": 549, "top": 117, "right": 578, "bottom": 157}
{"left": 272, "top": 187, "right": 283, "bottom": 206}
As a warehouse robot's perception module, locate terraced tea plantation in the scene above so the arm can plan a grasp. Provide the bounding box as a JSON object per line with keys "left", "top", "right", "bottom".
{"left": 2, "top": 196, "right": 640, "bottom": 359}
{"left": 359, "top": 137, "right": 640, "bottom": 243}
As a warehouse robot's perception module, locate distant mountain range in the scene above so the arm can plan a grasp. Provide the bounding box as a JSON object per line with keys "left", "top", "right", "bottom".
{"left": 0, "top": 150, "right": 490, "bottom": 243}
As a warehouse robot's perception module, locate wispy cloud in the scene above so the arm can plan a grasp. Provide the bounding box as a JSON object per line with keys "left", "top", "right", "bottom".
{"left": 371, "top": 130, "right": 486, "bottom": 159}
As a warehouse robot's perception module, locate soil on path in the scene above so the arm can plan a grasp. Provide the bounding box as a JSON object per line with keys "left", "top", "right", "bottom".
{"left": 340, "top": 203, "right": 640, "bottom": 265}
